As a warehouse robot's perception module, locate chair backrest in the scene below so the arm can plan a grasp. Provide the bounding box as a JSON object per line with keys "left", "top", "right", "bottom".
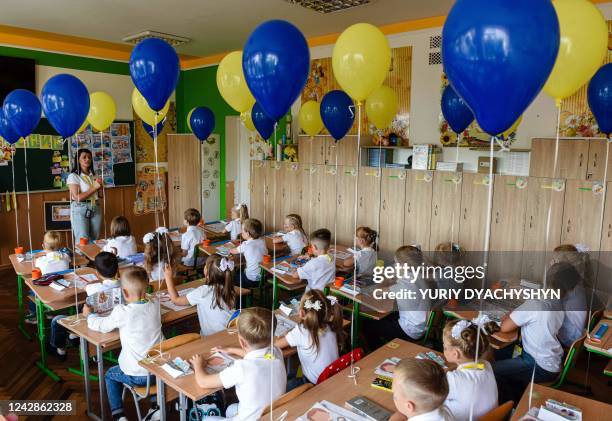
{"left": 260, "top": 383, "right": 313, "bottom": 417}
{"left": 477, "top": 400, "right": 514, "bottom": 421}
{"left": 589, "top": 309, "right": 603, "bottom": 330}
{"left": 316, "top": 348, "right": 364, "bottom": 384}
{"left": 148, "top": 333, "right": 201, "bottom": 356}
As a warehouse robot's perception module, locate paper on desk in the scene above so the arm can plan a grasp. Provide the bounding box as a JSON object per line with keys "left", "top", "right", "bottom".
{"left": 275, "top": 314, "right": 297, "bottom": 337}
{"left": 205, "top": 352, "right": 235, "bottom": 374}
{"left": 78, "top": 273, "right": 99, "bottom": 283}
{"left": 296, "top": 401, "right": 368, "bottom": 421}
{"left": 329, "top": 248, "right": 351, "bottom": 260}
{"left": 161, "top": 357, "right": 193, "bottom": 378}
{"left": 160, "top": 288, "right": 195, "bottom": 312}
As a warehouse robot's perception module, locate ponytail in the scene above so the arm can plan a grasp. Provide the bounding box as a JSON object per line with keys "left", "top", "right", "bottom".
{"left": 325, "top": 295, "right": 346, "bottom": 347}
{"left": 206, "top": 255, "right": 237, "bottom": 310}
{"left": 238, "top": 204, "right": 249, "bottom": 224}
{"left": 356, "top": 226, "right": 378, "bottom": 251}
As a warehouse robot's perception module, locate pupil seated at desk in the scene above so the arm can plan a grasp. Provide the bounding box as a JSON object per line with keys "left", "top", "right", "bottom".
{"left": 225, "top": 203, "right": 249, "bottom": 241}
{"left": 229, "top": 218, "right": 267, "bottom": 287}
{"left": 102, "top": 216, "right": 137, "bottom": 259}
{"left": 143, "top": 228, "right": 180, "bottom": 285}
{"left": 343, "top": 226, "right": 378, "bottom": 277}
{"left": 272, "top": 213, "right": 308, "bottom": 256}
{"left": 181, "top": 208, "right": 206, "bottom": 267}
{"left": 286, "top": 228, "right": 335, "bottom": 292}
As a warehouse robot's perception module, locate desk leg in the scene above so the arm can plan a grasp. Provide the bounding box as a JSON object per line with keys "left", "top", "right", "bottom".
{"left": 178, "top": 393, "right": 187, "bottom": 421}
{"left": 272, "top": 276, "right": 279, "bottom": 310}
{"left": 34, "top": 298, "right": 60, "bottom": 381}
{"left": 81, "top": 338, "right": 94, "bottom": 417}
{"left": 96, "top": 345, "right": 106, "bottom": 421}
{"left": 156, "top": 378, "right": 167, "bottom": 420}
{"left": 17, "top": 274, "right": 32, "bottom": 340}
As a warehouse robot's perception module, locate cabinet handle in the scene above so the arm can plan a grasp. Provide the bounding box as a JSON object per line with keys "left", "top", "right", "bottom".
{"left": 338, "top": 195, "right": 342, "bottom": 205}
{"left": 579, "top": 153, "right": 583, "bottom": 167}
{"left": 382, "top": 199, "right": 387, "bottom": 210}
{"left": 317, "top": 192, "right": 321, "bottom": 203}
{"left": 359, "top": 197, "right": 363, "bottom": 208}
{"left": 407, "top": 201, "right": 411, "bottom": 214}
{"left": 434, "top": 204, "right": 438, "bottom": 217}
{"left": 608, "top": 223, "right": 611, "bottom": 238}
{"left": 566, "top": 218, "right": 571, "bottom": 233}
{"left": 463, "top": 207, "right": 467, "bottom": 220}
{"left": 495, "top": 211, "right": 499, "bottom": 224}
{"left": 529, "top": 215, "right": 533, "bottom": 229}
{"left": 593, "top": 153, "right": 598, "bottom": 168}
{"left": 299, "top": 191, "right": 303, "bottom": 200}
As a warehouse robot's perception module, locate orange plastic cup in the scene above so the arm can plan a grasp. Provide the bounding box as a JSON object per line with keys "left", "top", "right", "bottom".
{"left": 79, "top": 237, "right": 89, "bottom": 246}
{"left": 263, "top": 255, "right": 272, "bottom": 264}
{"left": 32, "top": 268, "right": 42, "bottom": 280}
{"left": 334, "top": 276, "right": 345, "bottom": 288}
{"left": 202, "top": 239, "right": 211, "bottom": 246}
{"left": 14, "top": 246, "right": 24, "bottom": 255}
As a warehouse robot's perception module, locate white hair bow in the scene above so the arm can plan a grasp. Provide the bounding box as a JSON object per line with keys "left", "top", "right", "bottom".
{"left": 155, "top": 227, "right": 169, "bottom": 235}
{"left": 219, "top": 257, "right": 235, "bottom": 272}
{"left": 304, "top": 299, "right": 322, "bottom": 311}
{"left": 143, "top": 232, "right": 155, "bottom": 244}
{"left": 451, "top": 319, "right": 471, "bottom": 339}
{"left": 327, "top": 296, "right": 338, "bottom": 306}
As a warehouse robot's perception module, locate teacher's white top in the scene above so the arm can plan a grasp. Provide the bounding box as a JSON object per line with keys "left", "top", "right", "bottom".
{"left": 67, "top": 172, "right": 98, "bottom": 201}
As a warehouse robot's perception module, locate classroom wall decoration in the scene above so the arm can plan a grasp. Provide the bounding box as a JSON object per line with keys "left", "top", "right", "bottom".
{"left": 558, "top": 20, "right": 612, "bottom": 137}
{"left": 301, "top": 46, "right": 412, "bottom": 143}
{"left": 134, "top": 102, "right": 177, "bottom": 164}
{"left": 201, "top": 134, "right": 220, "bottom": 220}
{"left": 133, "top": 165, "right": 167, "bottom": 215}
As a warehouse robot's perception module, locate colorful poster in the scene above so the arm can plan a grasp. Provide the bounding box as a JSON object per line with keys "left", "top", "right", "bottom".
{"left": 40, "top": 135, "right": 52, "bottom": 149}
{"left": 134, "top": 102, "right": 176, "bottom": 163}
{"left": 134, "top": 165, "right": 167, "bottom": 215}
{"left": 51, "top": 136, "right": 64, "bottom": 150}
{"left": 27, "top": 134, "right": 41, "bottom": 149}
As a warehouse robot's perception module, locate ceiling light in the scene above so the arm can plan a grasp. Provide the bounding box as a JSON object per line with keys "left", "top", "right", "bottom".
{"left": 284, "top": 0, "right": 372, "bottom": 14}
{"left": 122, "top": 31, "right": 191, "bottom": 47}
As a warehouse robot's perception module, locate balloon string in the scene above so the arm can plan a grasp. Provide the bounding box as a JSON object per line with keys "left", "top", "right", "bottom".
{"left": 237, "top": 119, "right": 242, "bottom": 312}
{"left": 23, "top": 139, "right": 33, "bottom": 260}
{"left": 67, "top": 135, "right": 81, "bottom": 322}
{"left": 450, "top": 135, "right": 460, "bottom": 247}
{"left": 11, "top": 148, "right": 19, "bottom": 247}
{"left": 100, "top": 127, "right": 108, "bottom": 240}
{"left": 375, "top": 130, "right": 383, "bottom": 262}
{"left": 269, "top": 122, "right": 279, "bottom": 421}
{"left": 333, "top": 150, "right": 338, "bottom": 271}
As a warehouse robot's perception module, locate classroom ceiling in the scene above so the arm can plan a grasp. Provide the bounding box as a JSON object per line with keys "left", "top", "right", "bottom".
{"left": 0, "top": 0, "right": 453, "bottom": 57}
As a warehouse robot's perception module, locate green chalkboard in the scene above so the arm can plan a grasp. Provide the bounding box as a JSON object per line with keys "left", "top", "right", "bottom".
{"left": 0, "top": 119, "right": 135, "bottom": 193}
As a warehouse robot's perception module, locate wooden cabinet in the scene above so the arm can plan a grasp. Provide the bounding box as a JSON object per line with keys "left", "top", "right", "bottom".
{"left": 561, "top": 179, "right": 606, "bottom": 252}
{"left": 326, "top": 136, "right": 361, "bottom": 166}
{"left": 299, "top": 135, "right": 367, "bottom": 166}
{"left": 430, "top": 171, "right": 462, "bottom": 252}
{"left": 310, "top": 165, "right": 337, "bottom": 233}
{"left": 274, "top": 163, "right": 301, "bottom": 231}
{"left": 459, "top": 173, "right": 494, "bottom": 252}
{"left": 299, "top": 164, "right": 315, "bottom": 234}
{"left": 596, "top": 182, "right": 612, "bottom": 295}
{"left": 379, "top": 169, "right": 406, "bottom": 256}
{"left": 298, "top": 136, "right": 326, "bottom": 164}
{"left": 263, "top": 162, "right": 279, "bottom": 232}
{"left": 404, "top": 170, "right": 433, "bottom": 252}
{"left": 168, "top": 134, "right": 201, "bottom": 228}
{"left": 357, "top": 167, "right": 382, "bottom": 232}
{"left": 249, "top": 161, "right": 267, "bottom": 223}
{"left": 335, "top": 166, "right": 358, "bottom": 245}
{"left": 584, "top": 139, "right": 612, "bottom": 181}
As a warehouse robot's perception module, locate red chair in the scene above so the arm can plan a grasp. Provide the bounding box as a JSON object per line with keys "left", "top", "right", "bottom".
{"left": 316, "top": 348, "right": 365, "bottom": 384}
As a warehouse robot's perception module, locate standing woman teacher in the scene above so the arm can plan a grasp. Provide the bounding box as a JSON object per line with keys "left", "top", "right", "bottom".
{"left": 67, "top": 148, "right": 103, "bottom": 242}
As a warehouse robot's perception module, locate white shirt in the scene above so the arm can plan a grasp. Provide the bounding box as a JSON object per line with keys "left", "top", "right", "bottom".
{"left": 67, "top": 172, "right": 98, "bottom": 201}
{"left": 181, "top": 225, "right": 205, "bottom": 266}
{"left": 297, "top": 254, "right": 335, "bottom": 291}
{"left": 286, "top": 325, "right": 339, "bottom": 384}
{"left": 238, "top": 238, "right": 267, "bottom": 282}
{"left": 445, "top": 361, "right": 498, "bottom": 421}
{"left": 85, "top": 278, "right": 120, "bottom": 296}
{"left": 354, "top": 247, "right": 376, "bottom": 276}
{"left": 282, "top": 230, "right": 307, "bottom": 256}
{"left": 186, "top": 284, "right": 234, "bottom": 336}
{"left": 218, "top": 346, "right": 286, "bottom": 421}
{"left": 510, "top": 300, "right": 564, "bottom": 373}
{"left": 390, "top": 275, "right": 430, "bottom": 339}
{"left": 87, "top": 299, "right": 163, "bottom": 376}
{"left": 409, "top": 406, "right": 455, "bottom": 421}
{"left": 103, "top": 236, "right": 137, "bottom": 259}
{"left": 150, "top": 263, "right": 164, "bottom": 282}
{"left": 225, "top": 219, "right": 242, "bottom": 241}
{"left": 35, "top": 251, "right": 70, "bottom": 275}
{"left": 558, "top": 286, "right": 587, "bottom": 347}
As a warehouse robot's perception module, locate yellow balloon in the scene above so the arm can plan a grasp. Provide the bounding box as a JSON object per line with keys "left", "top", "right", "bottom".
{"left": 240, "top": 111, "right": 255, "bottom": 132}
{"left": 77, "top": 118, "right": 89, "bottom": 134}
{"left": 298, "top": 101, "right": 324, "bottom": 136}
{"left": 88, "top": 91, "right": 116, "bottom": 132}
{"left": 132, "top": 88, "right": 169, "bottom": 126}
{"left": 543, "top": 0, "right": 608, "bottom": 104}
{"left": 499, "top": 115, "right": 522, "bottom": 138}
{"left": 187, "top": 108, "right": 194, "bottom": 132}
{"left": 217, "top": 51, "right": 256, "bottom": 113}
{"left": 365, "top": 86, "right": 398, "bottom": 130}
{"left": 332, "top": 23, "right": 391, "bottom": 102}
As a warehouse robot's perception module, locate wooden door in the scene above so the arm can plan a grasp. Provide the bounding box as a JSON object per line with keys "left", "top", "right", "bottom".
{"left": 335, "top": 166, "right": 358, "bottom": 245}
{"left": 300, "top": 164, "right": 315, "bottom": 234}
{"left": 459, "top": 173, "right": 494, "bottom": 252}
{"left": 283, "top": 163, "right": 301, "bottom": 217}
{"left": 249, "top": 161, "right": 266, "bottom": 223}
{"left": 404, "top": 170, "right": 433, "bottom": 252}
{"left": 168, "top": 134, "right": 201, "bottom": 228}
{"left": 586, "top": 139, "right": 612, "bottom": 182}
{"left": 561, "top": 179, "right": 606, "bottom": 252}
{"left": 264, "top": 162, "right": 279, "bottom": 232}
{"left": 327, "top": 136, "right": 360, "bottom": 166}
{"left": 274, "top": 163, "right": 289, "bottom": 231}
{"left": 357, "top": 167, "right": 382, "bottom": 232}
{"left": 310, "top": 165, "right": 337, "bottom": 233}
{"left": 298, "top": 136, "right": 326, "bottom": 165}
{"left": 529, "top": 138, "right": 589, "bottom": 180}
{"left": 379, "top": 169, "right": 406, "bottom": 257}
{"left": 430, "top": 171, "right": 462, "bottom": 252}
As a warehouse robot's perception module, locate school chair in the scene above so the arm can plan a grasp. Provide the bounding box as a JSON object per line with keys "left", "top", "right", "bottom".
{"left": 421, "top": 310, "right": 438, "bottom": 345}
{"left": 477, "top": 400, "right": 514, "bottom": 421}
{"left": 177, "top": 245, "right": 204, "bottom": 281}
{"left": 259, "top": 383, "right": 313, "bottom": 417}
{"left": 589, "top": 309, "right": 603, "bottom": 331}
{"left": 544, "top": 333, "right": 586, "bottom": 389}
{"left": 123, "top": 333, "right": 201, "bottom": 421}
{"left": 316, "top": 348, "right": 364, "bottom": 384}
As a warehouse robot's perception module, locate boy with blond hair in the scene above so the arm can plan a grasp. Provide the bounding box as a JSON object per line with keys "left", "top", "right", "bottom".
{"left": 35, "top": 231, "right": 70, "bottom": 275}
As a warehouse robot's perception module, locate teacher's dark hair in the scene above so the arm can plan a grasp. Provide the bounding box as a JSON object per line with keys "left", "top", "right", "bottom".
{"left": 71, "top": 148, "right": 93, "bottom": 175}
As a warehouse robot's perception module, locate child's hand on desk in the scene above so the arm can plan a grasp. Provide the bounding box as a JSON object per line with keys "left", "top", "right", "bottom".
{"left": 189, "top": 354, "right": 204, "bottom": 369}
{"left": 82, "top": 304, "right": 92, "bottom": 317}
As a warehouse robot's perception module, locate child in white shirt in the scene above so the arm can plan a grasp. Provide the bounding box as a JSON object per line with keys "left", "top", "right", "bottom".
{"left": 225, "top": 203, "right": 249, "bottom": 241}
{"left": 181, "top": 208, "right": 206, "bottom": 267}
{"left": 35, "top": 231, "right": 70, "bottom": 275}
{"left": 189, "top": 307, "right": 287, "bottom": 420}
{"left": 164, "top": 255, "right": 236, "bottom": 336}
{"left": 272, "top": 214, "right": 308, "bottom": 256}
{"left": 442, "top": 318, "right": 498, "bottom": 421}
{"left": 230, "top": 218, "right": 267, "bottom": 287}
{"left": 288, "top": 228, "right": 335, "bottom": 291}
{"left": 276, "top": 289, "right": 344, "bottom": 387}
{"left": 344, "top": 226, "right": 378, "bottom": 277}
{"left": 390, "top": 358, "right": 455, "bottom": 421}
{"left": 83, "top": 267, "right": 163, "bottom": 421}
{"left": 102, "top": 216, "right": 137, "bottom": 259}
{"left": 144, "top": 228, "right": 179, "bottom": 285}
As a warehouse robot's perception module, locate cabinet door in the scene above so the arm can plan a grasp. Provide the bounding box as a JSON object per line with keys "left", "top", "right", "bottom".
{"left": 168, "top": 134, "right": 201, "bottom": 228}
{"left": 357, "top": 167, "right": 382, "bottom": 231}
{"left": 298, "top": 136, "right": 326, "bottom": 165}
{"left": 459, "top": 173, "right": 494, "bottom": 252}
{"left": 430, "top": 171, "right": 462, "bottom": 252}
{"left": 298, "top": 136, "right": 312, "bottom": 164}
{"left": 561, "top": 179, "right": 605, "bottom": 252}
{"left": 529, "top": 138, "right": 588, "bottom": 180}
{"left": 300, "top": 164, "right": 315, "bottom": 234}
{"left": 586, "top": 139, "right": 612, "bottom": 182}
{"left": 274, "top": 163, "right": 299, "bottom": 231}
{"left": 336, "top": 166, "right": 358, "bottom": 245}
{"left": 249, "top": 161, "right": 267, "bottom": 223}
{"left": 327, "top": 136, "right": 360, "bottom": 166}
{"left": 379, "top": 169, "right": 406, "bottom": 256}
{"left": 284, "top": 163, "right": 301, "bottom": 217}
{"left": 310, "top": 165, "right": 337, "bottom": 232}
{"left": 596, "top": 182, "right": 612, "bottom": 297}
{"left": 404, "top": 170, "right": 433, "bottom": 252}
{"left": 264, "top": 162, "right": 279, "bottom": 232}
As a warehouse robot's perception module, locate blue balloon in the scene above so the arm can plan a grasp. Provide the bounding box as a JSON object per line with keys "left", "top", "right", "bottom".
{"left": 190, "top": 107, "right": 216, "bottom": 141}
{"left": 252, "top": 102, "right": 275, "bottom": 140}
{"left": 142, "top": 118, "right": 167, "bottom": 139}
{"left": 441, "top": 85, "right": 474, "bottom": 134}
{"left": 588, "top": 64, "right": 612, "bottom": 136}
{"left": 442, "top": 0, "right": 559, "bottom": 135}
{"left": 0, "top": 112, "right": 21, "bottom": 145}
{"left": 41, "top": 74, "right": 90, "bottom": 138}
{"left": 130, "top": 38, "right": 180, "bottom": 112}
{"left": 243, "top": 20, "right": 310, "bottom": 121}
{"left": 320, "top": 90, "right": 355, "bottom": 141}
{"left": 3, "top": 89, "right": 41, "bottom": 138}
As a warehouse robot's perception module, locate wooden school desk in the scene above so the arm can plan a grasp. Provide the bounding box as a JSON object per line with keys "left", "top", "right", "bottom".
{"left": 201, "top": 220, "right": 231, "bottom": 242}
{"left": 511, "top": 383, "right": 612, "bottom": 420}
{"left": 265, "top": 338, "right": 434, "bottom": 420}
{"left": 58, "top": 280, "right": 215, "bottom": 421}
{"left": 76, "top": 240, "right": 145, "bottom": 262}
{"left": 443, "top": 309, "right": 519, "bottom": 348}
{"left": 584, "top": 319, "right": 612, "bottom": 358}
